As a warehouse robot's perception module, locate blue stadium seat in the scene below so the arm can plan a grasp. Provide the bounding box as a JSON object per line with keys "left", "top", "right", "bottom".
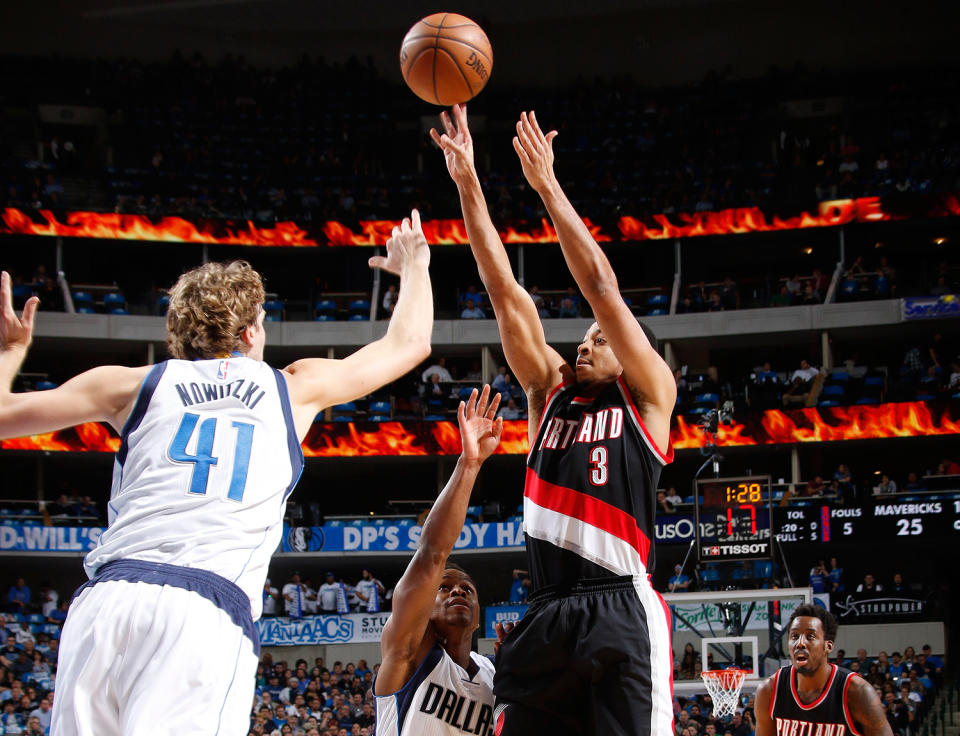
{"left": 830, "top": 370, "right": 850, "bottom": 383}
{"left": 332, "top": 416, "right": 352, "bottom": 422}
{"left": 424, "top": 414, "right": 445, "bottom": 420}
{"left": 348, "top": 519, "right": 365, "bottom": 527}
{"left": 397, "top": 518, "right": 414, "bottom": 527}
{"left": 315, "top": 299, "right": 336, "bottom": 314}
{"left": 695, "top": 393, "right": 720, "bottom": 405}
{"left": 27, "top": 614, "right": 44, "bottom": 623}
{"left": 72, "top": 291, "right": 93, "bottom": 306}
{"left": 77, "top": 306, "right": 96, "bottom": 314}
{"left": 369, "top": 401, "right": 391, "bottom": 414}
{"left": 314, "top": 314, "right": 335, "bottom": 321}
{"left": 821, "top": 385, "right": 845, "bottom": 397}
{"left": 333, "top": 403, "right": 356, "bottom": 412}
{"left": 103, "top": 292, "right": 126, "bottom": 308}
{"left": 855, "top": 397, "right": 879, "bottom": 405}
{"left": 349, "top": 313, "right": 369, "bottom": 321}
{"left": 349, "top": 299, "right": 371, "bottom": 314}
{"left": 35, "top": 380, "right": 58, "bottom": 391}
{"left": 368, "top": 415, "right": 390, "bottom": 422}
{"left": 863, "top": 376, "right": 884, "bottom": 387}
{"left": 647, "top": 294, "right": 668, "bottom": 307}
{"left": 110, "top": 307, "right": 130, "bottom": 315}
{"left": 647, "top": 308, "right": 667, "bottom": 316}
{"left": 157, "top": 294, "right": 170, "bottom": 314}
{"left": 326, "top": 520, "right": 344, "bottom": 527}
{"left": 818, "top": 399, "right": 840, "bottom": 407}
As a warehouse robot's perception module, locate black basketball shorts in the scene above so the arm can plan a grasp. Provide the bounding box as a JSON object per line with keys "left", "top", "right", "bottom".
{"left": 493, "top": 575, "right": 673, "bottom": 736}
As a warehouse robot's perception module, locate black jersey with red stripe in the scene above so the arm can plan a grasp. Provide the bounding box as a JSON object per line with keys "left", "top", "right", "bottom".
{"left": 523, "top": 376, "right": 673, "bottom": 589}
{"left": 769, "top": 665, "right": 863, "bottom": 736}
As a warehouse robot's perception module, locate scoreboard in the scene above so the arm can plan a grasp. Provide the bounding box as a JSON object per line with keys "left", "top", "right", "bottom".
{"left": 772, "top": 498, "right": 960, "bottom": 543}
{"left": 694, "top": 477, "right": 960, "bottom": 561}
{"left": 695, "top": 476, "right": 773, "bottom": 561}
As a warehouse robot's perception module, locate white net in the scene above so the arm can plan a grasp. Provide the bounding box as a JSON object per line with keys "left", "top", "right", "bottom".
{"left": 700, "top": 669, "right": 747, "bottom": 718}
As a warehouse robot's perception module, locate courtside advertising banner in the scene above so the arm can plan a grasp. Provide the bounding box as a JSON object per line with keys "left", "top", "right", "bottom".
{"left": 0, "top": 523, "right": 103, "bottom": 552}
{"left": 257, "top": 612, "right": 390, "bottom": 645}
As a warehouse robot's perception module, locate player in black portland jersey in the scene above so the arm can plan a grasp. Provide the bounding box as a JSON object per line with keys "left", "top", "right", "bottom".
{"left": 756, "top": 605, "right": 892, "bottom": 736}
{"left": 431, "top": 104, "right": 676, "bottom": 736}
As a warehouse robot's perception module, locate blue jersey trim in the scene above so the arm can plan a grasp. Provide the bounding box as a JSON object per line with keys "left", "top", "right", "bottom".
{"left": 117, "top": 361, "right": 168, "bottom": 468}
{"left": 375, "top": 643, "right": 444, "bottom": 730}
{"left": 76, "top": 558, "right": 260, "bottom": 654}
{"left": 272, "top": 368, "right": 305, "bottom": 499}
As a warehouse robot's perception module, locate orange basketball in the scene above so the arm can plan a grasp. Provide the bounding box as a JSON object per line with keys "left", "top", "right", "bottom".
{"left": 400, "top": 13, "right": 493, "bottom": 106}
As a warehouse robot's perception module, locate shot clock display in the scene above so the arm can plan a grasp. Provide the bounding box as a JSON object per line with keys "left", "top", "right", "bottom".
{"left": 695, "top": 475, "right": 773, "bottom": 561}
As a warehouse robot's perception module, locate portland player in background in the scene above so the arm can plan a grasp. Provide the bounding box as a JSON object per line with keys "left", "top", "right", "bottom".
{"left": 755, "top": 605, "right": 891, "bottom": 736}
{"left": 0, "top": 211, "right": 433, "bottom": 736}
{"left": 432, "top": 104, "right": 676, "bottom": 735}
{"left": 374, "top": 386, "right": 502, "bottom": 736}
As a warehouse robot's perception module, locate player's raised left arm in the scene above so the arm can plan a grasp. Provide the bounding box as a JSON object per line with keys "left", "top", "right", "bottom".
{"left": 0, "top": 271, "right": 149, "bottom": 438}
{"left": 376, "top": 388, "right": 502, "bottom": 695}
{"left": 282, "top": 210, "right": 433, "bottom": 439}
{"left": 513, "top": 112, "right": 675, "bottom": 451}
{"left": 848, "top": 675, "right": 894, "bottom": 736}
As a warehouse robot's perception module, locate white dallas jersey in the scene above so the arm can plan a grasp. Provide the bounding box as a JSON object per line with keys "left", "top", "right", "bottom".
{"left": 84, "top": 357, "right": 304, "bottom": 619}
{"left": 376, "top": 644, "right": 495, "bottom": 736}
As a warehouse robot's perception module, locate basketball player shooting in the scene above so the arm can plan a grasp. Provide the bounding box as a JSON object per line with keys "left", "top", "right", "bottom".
{"left": 755, "top": 605, "right": 891, "bottom": 736}
{"left": 0, "top": 211, "right": 433, "bottom": 736}
{"left": 432, "top": 104, "right": 676, "bottom": 735}
{"left": 374, "top": 385, "right": 502, "bottom": 736}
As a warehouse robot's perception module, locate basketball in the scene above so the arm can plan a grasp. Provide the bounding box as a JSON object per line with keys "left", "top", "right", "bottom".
{"left": 400, "top": 13, "right": 493, "bottom": 106}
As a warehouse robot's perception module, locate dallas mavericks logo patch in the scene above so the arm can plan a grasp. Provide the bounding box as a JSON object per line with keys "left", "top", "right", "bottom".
{"left": 285, "top": 527, "right": 324, "bottom": 552}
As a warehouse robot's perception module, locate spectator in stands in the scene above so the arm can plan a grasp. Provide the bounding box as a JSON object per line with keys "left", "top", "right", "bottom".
{"left": 27, "top": 698, "right": 51, "bottom": 733}
{"left": 808, "top": 560, "right": 828, "bottom": 593}
{"left": 46, "top": 600, "right": 67, "bottom": 624}
{"left": 354, "top": 570, "right": 385, "bottom": 613}
{"left": 785, "top": 274, "right": 803, "bottom": 302}
{"left": 458, "top": 285, "right": 482, "bottom": 313}
{"left": 668, "top": 565, "right": 691, "bottom": 592}
{"left": 263, "top": 578, "right": 279, "bottom": 617}
{"left": 872, "top": 474, "right": 897, "bottom": 495}
{"left": 5, "top": 579, "right": 30, "bottom": 615}
{"left": 318, "top": 572, "right": 341, "bottom": 614}
{"left": 828, "top": 557, "right": 845, "bottom": 595}
{"left": 656, "top": 490, "right": 675, "bottom": 514}
{"left": 783, "top": 359, "right": 819, "bottom": 406}
{"left": 460, "top": 299, "right": 485, "bottom": 319}
{"left": 421, "top": 357, "right": 453, "bottom": 384}
{"left": 497, "top": 398, "right": 522, "bottom": 420}
{"left": 889, "top": 572, "right": 908, "bottom": 593}
{"left": 948, "top": 362, "right": 960, "bottom": 392}
{"left": 37, "top": 585, "right": 57, "bottom": 619}
{"left": 381, "top": 284, "right": 397, "bottom": 316}
{"left": 804, "top": 476, "right": 826, "bottom": 496}
{"left": 45, "top": 494, "right": 72, "bottom": 519}
{"left": 662, "top": 488, "right": 683, "bottom": 507}
{"left": 719, "top": 277, "right": 739, "bottom": 310}
{"left": 921, "top": 645, "right": 943, "bottom": 679}
{"left": 283, "top": 572, "right": 310, "bottom": 618}
{"left": 857, "top": 573, "right": 882, "bottom": 593}
{"left": 70, "top": 496, "right": 99, "bottom": 520}
{"left": 903, "top": 472, "right": 926, "bottom": 492}
{"left": 937, "top": 458, "right": 960, "bottom": 475}
{"left": 769, "top": 285, "right": 792, "bottom": 307}
{"left": 557, "top": 295, "right": 580, "bottom": 318}
{"left": 509, "top": 569, "right": 530, "bottom": 603}
{"left": 528, "top": 286, "right": 551, "bottom": 319}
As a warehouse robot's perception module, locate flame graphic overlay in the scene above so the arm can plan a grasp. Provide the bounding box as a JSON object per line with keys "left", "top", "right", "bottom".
{"left": 3, "top": 402, "right": 957, "bottom": 455}
{"left": 3, "top": 194, "right": 957, "bottom": 246}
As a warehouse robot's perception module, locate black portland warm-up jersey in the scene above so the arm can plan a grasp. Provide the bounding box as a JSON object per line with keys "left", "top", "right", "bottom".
{"left": 769, "top": 665, "right": 863, "bottom": 736}
{"left": 523, "top": 376, "right": 673, "bottom": 589}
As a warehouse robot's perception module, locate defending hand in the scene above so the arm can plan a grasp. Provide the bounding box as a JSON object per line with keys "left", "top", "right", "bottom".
{"left": 513, "top": 110, "right": 559, "bottom": 195}
{"left": 458, "top": 384, "right": 503, "bottom": 466}
{"left": 0, "top": 271, "right": 39, "bottom": 352}
{"left": 368, "top": 209, "right": 430, "bottom": 276}
{"left": 429, "top": 104, "right": 477, "bottom": 185}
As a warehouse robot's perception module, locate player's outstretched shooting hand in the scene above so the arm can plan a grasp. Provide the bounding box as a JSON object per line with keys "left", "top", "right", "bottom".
{"left": 429, "top": 104, "right": 476, "bottom": 185}
{"left": 0, "top": 271, "right": 39, "bottom": 352}
{"left": 368, "top": 209, "right": 430, "bottom": 276}
{"left": 458, "top": 384, "right": 503, "bottom": 466}
{"left": 513, "top": 110, "right": 559, "bottom": 195}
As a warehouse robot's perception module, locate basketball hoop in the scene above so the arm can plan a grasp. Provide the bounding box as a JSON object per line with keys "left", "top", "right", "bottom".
{"left": 701, "top": 668, "right": 748, "bottom": 717}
